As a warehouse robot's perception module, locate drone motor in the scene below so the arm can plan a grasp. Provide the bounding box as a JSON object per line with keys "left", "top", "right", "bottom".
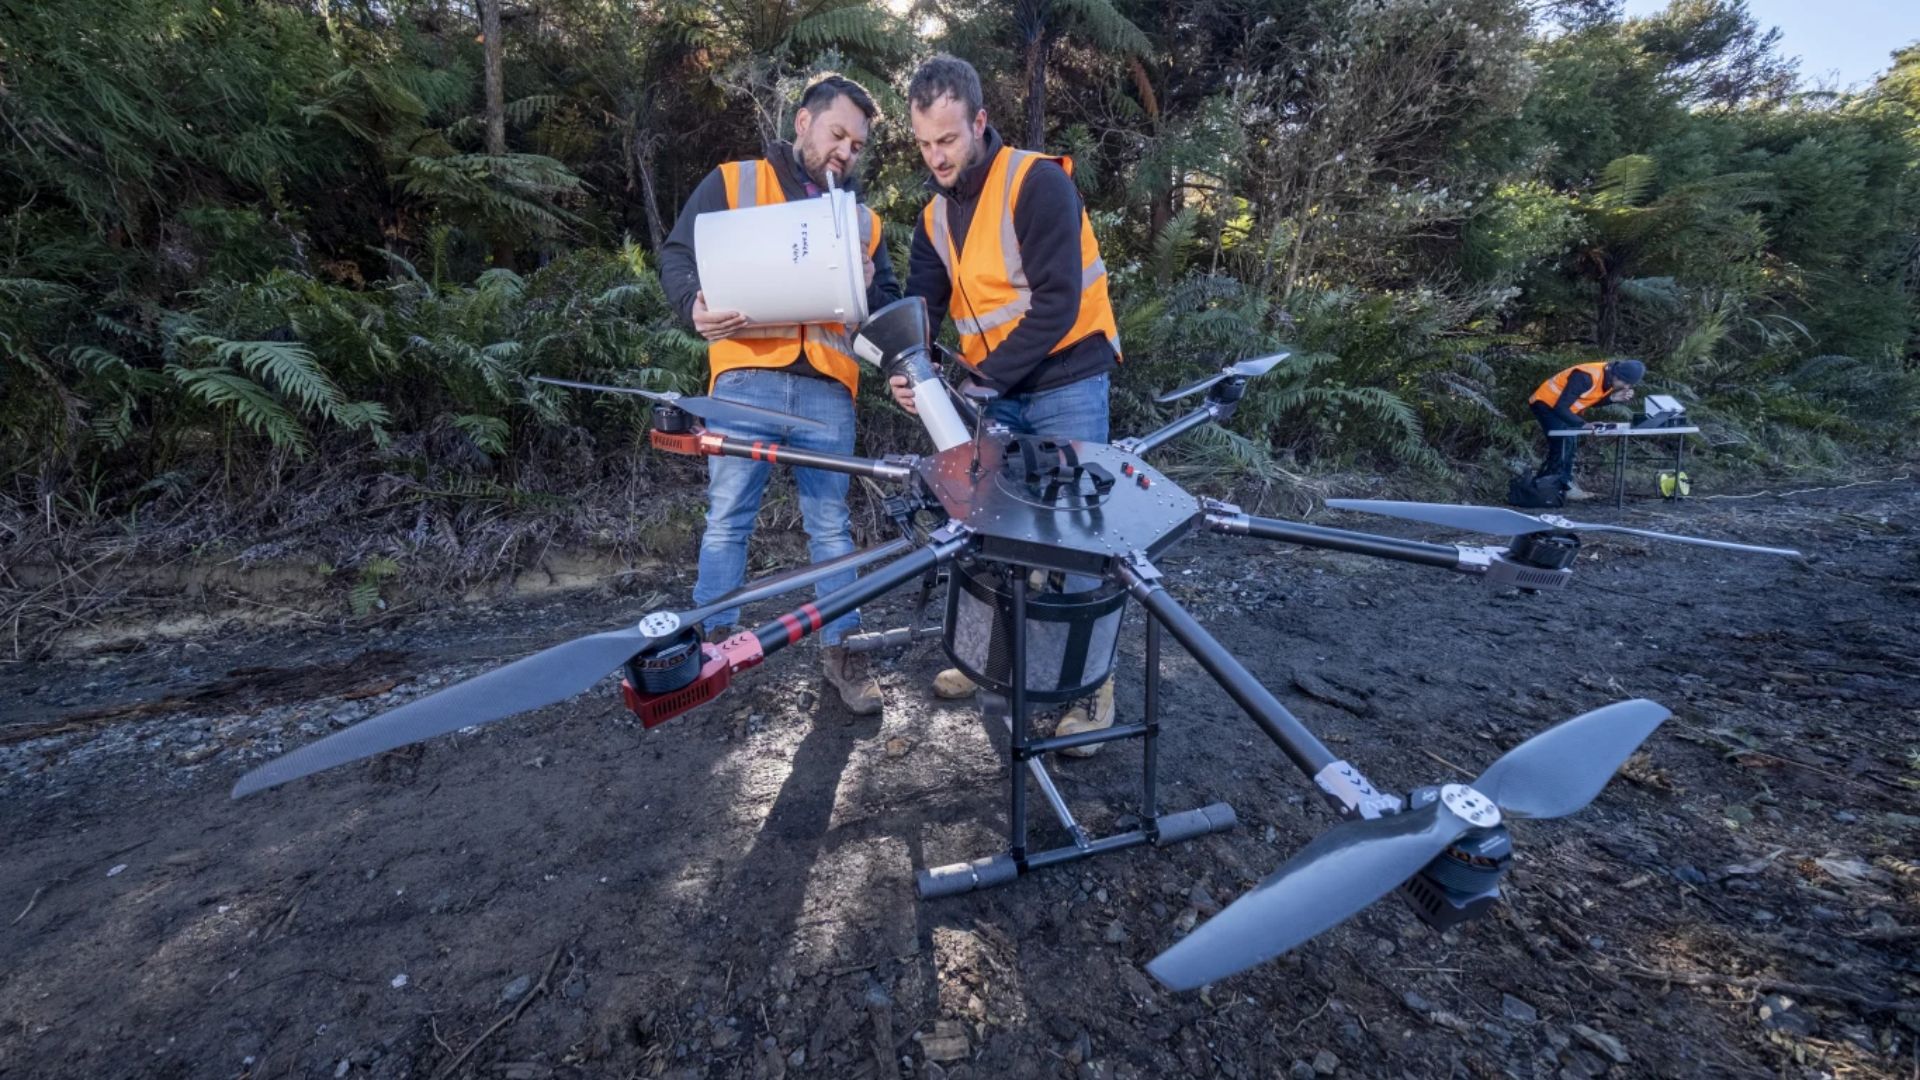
{"left": 1398, "top": 785, "right": 1513, "bottom": 931}
{"left": 624, "top": 626, "right": 704, "bottom": 695}
{"left": 1508, "top": 530, "right": 1580, "bottom": 571}
{"left": 652, "top": 403, "right": 694, "bottom": 434}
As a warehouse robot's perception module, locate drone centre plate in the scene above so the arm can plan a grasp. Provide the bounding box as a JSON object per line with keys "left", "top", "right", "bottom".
{"left": 914, "top": 438, "right": 1201, "bottom": 576}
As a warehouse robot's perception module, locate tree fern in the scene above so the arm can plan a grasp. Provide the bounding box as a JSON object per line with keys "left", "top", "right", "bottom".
{"left": 1594, "top": 154, "right": 1658, "bottom": 209}
{"left": 1055, "top": 0, "right": 1152, "bottom": 58}
{"left": 787, "top": 5, "right": 909, "bottom": 55}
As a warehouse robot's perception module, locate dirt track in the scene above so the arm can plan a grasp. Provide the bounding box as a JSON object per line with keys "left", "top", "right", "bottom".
{"left": 3, "top": 478, "right": 1917, "bottom": 1080}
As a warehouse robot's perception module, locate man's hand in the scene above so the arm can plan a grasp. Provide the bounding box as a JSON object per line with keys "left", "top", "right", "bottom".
{"left": 863, "top": 253, "right": 876, "bottom": 290}
{"left": 1611, "top": 386, "right": 1636, "bottom": 403}
{"left": 888, "top": 373, "right": 918, "bottom": 415}
{"left": 693, "top": 291, "right": 748, "bottom": 342}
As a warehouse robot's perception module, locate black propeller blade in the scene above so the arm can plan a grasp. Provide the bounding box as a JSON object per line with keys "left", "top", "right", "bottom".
{"left": 532, "top": 375, "right": 825, "bottom": 431}
{"left": 1148, "top": 798, "right": 1481, "bottom": 991}
{"left": 1324, "top": 499, "right": 1801, "bottom": 558}
{"left": 231, "top": 539, "right": 916, "bottom": 799}
{"left": 1154, "top": 352, "right": 1292, "bottom": 404}
{"left": 230, "top": 626, "right": 662, "bottom": 798}
{"left": 1147, "top": 699, "right": 1671, "bottom": 990}
{"left": 1472, "top": 698, "right": 1671, "bottom": 819}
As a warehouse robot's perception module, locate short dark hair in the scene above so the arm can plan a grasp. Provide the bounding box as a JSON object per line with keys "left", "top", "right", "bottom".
{"left": 798, "top": 73, "right": 880, "bottom": 125}
{"left": 908, "top": 54, "right": 983, "bottom": 116}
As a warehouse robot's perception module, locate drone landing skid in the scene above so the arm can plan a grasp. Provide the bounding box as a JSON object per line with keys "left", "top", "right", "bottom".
{"left": 916, "top": 602, "right": 1239, "bottom": 899}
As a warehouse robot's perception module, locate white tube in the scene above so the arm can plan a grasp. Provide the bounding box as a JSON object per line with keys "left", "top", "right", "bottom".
{"left": 850, "top": 334, "right": 972, "bottom": 452}
{"left": 909, "top": 374, "right": 972, "bottom": 451}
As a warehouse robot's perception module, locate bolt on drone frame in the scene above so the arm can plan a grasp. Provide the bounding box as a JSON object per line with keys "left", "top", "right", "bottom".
{"left": 233, "top": 298, "right": 1800, "bottom": 991}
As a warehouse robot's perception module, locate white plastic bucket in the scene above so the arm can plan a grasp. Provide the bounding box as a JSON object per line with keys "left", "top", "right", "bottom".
{"left": 694, "top": 189, "right": 869, "bottom": 326}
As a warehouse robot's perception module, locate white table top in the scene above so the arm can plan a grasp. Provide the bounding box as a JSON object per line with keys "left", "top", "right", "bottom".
{"left": 1548, "top": 425, "right": 1699, "bottom": 437}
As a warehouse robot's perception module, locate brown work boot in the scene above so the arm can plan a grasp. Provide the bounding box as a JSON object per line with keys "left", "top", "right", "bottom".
{"left": 1054, "top": 677, "right": 1116, "bottom": 758}
{"left": 705, "top": 624, "right": 736, "bottom": 645}
{"left": 931, "top": 667, "right": 978, "bottom": 699}
{"left": 823, "top": 645, "right": 883, "bottom": 715}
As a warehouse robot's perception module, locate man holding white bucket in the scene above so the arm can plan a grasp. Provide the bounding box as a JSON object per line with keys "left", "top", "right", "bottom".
{"left": 890, "top": 54, "right": 1124, "bottom": 753}
{"left": 659, "top": 73, "right": 902, "bottom": 715}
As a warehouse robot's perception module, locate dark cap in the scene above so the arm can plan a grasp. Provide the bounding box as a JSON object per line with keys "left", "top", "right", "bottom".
{"left": 1608, "top": 359, "right": 1646, "bottom": 385}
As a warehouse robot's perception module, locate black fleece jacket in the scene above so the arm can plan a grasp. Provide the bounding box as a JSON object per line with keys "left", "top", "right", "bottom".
{"left": 658, "top": 142, "right": 902, "bottom": 377}
{"left": 906, "top": 127, "right": 1118, "bottom": 396}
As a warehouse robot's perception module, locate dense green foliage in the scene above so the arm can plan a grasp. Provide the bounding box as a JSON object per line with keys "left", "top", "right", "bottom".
{"left": 2, "top": 0, "right": 1915, "bottom": 547}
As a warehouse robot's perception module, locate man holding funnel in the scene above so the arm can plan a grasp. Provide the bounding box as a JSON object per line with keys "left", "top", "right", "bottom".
{"left": 659, "top": 74, "right": 902, "bottom": 715}
{"left": 889, "top": 54, "right": 1124, "bottom": 753}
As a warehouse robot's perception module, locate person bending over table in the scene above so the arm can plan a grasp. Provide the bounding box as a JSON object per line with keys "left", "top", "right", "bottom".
{"left": 1529, "top": 358, "right": 1644, "bottom": 501}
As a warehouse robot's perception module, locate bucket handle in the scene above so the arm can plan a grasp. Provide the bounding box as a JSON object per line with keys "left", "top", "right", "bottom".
{"left": 826, "top": 170, "right": 844, "bottom": 241}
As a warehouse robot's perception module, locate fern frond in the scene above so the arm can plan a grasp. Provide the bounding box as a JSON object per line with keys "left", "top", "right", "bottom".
{"left": 188, "top": 334, "right": 348, "bottom": 417}
{"left": 787, "top": 6, "right": 907, "bottom": 53}
{"left": 1595, "top": 154, "right": 1657, "bottom": 209}
{"left": 1055, "top": 0, "right": 1152, "bottom": 56}
{"left": 167, "top": 365, "right": 310, "bottom": 453}
{"left": 451, "top": 412, "right": 511, "bottom": 455}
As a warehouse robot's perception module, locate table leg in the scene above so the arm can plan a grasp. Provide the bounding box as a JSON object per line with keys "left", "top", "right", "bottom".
{"left": 1614, "top": 435, "right": 1627, "bottom": 509}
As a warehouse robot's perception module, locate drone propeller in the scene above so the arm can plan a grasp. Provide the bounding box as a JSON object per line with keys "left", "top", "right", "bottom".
{"left": 1147, "top": 699, "right": 1670, "bottom": 990}
{"left": 1324, "top": 499, "right": 1801, "bottom": 558}
{"left": 230, "top": 539, "right": 914, "bottom": 799}
{"left": 531, "top": 375, "right": 825, "bottom": 431}
{"left": 1154, "top": 352, "right": 1292, "bottom": 404}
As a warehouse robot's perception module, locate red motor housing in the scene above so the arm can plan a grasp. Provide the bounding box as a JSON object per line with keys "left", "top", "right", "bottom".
{"left": 621, "top": 634, "right": 764, "bottom": 728}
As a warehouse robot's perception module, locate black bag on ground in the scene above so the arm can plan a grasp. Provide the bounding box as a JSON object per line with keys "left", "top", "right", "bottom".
{"left": 1507, "top": 473, "right": 1565, "bottom": 509}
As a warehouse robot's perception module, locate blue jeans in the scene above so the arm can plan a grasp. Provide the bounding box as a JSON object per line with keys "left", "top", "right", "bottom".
{"left": 693, "top": 369, "right": 860, "bottom": 645}
{"left": 980, "top": 372, "right": 1110, "bottom": 442}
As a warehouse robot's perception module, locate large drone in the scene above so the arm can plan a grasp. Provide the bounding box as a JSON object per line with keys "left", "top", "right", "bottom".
{"left": 232, "top": 298, "right": 1800, "bottom": 991}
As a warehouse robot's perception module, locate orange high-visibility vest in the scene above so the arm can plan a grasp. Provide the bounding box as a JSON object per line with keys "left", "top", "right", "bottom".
{"left": 1531, "top": 362, "right": 1612, "bottom": 414}
{"left": 920, "top": 147, "right": 1121, "bottom": 371}
{"left": 707, "top": 159, "right": 882, "bottom": 398}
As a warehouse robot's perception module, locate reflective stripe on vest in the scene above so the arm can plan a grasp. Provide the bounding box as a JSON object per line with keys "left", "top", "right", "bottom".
{"left": 708, "top": 159, "right": 880, "bottom": 398}
{"left": 924, "top": 147, "right": 1121, "bottom": 368}
{"left": 1530, "top": 362, "right": 1611, "bottom": 414}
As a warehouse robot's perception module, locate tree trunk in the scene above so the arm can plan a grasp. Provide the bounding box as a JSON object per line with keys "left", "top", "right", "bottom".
{"left": 1596, "top": 260, "right": 1622, "bottom": 349}
{"left": 1278, "top": 165, "right": 1322, "bottom": 303}
{"left": 1024, "top": 34, "right": 1051, "bottom": 150}
{"left": 1149, "top": 179, "right": 1171, "bottom": 265}
{"left": 480, "top": 0, "right": 514, "bottom": 270}
{"left": 633, "top": 125, "right": 666, "bottom": 253}
{"left": 481, "top": 0, "right": 506, "bottom": 156}
{"left": 1129, "top": 56, "right": 1171, "bottom": 262}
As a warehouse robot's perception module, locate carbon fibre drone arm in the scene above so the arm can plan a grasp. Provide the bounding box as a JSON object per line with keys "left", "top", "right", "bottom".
{"left": 650, "top": 427, "right": 918, "bottom": 482}
{"left": 1116, "top": 353, "right": 1293, "bottom": 456}
{"left": 743, "top": 525, "right": 970, "bottom": 660}
{"left": 1203, "top": 501, "right": 1572, "bottom": 592}
{"left": 1113, "top": 400, "right": 1226, "bottom": 457}
{"left": 625, "top": 525, "right": 973, "bottom": 728}
{"left": 1112, "top": 554, "right": 1403, "bottom": 820}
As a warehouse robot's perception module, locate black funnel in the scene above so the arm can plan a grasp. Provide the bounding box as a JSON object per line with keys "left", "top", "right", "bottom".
{"left": 853, "top": 297, "right": 932, "bottom": 375}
